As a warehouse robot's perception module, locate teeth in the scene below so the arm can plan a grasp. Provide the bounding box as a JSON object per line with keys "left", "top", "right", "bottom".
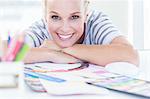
{"left": 58, "top": 34, "right": 73, "bottom": 39}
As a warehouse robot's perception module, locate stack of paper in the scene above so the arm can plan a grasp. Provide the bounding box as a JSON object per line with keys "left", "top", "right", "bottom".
{"left": 0, "top": 62, "right": 23, "bottom": 88}
{"left": 40, "top": 78, "right": 109, "bottom": 95}
{"left": 24, "top": 62, "right": 110, "bottom": 95}
{"left": 0, "top": 75, "right": 17, "bottom": 88}
{"left": 24, "top": 62, "right": 88, "bottom": 92}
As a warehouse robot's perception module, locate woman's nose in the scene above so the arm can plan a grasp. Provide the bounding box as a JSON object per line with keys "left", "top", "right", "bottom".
{"left": 60, "top": 21, "right": 72, "bottom": 33}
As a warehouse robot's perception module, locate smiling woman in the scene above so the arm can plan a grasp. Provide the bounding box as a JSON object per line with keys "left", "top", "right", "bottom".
{"left": 3, "top": 0, "right": 139, "bottom": 67}
{"left": 45, "top": 0, "right": 87, "bottom": 48}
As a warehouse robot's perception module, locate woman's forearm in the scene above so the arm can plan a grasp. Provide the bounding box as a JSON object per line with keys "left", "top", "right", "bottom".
{"left": 23, "top": 48, "right": 54, "bottom": 64}
{"left": 63, "top": 44, "right": 139, "bottom": 66}
{"left": 23, "top": 47, "right": 80, "bottom": 64}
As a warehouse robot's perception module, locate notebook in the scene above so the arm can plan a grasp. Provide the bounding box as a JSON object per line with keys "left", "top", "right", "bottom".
{"left": 87, "top": 73, "right": 150, "bottom": 98}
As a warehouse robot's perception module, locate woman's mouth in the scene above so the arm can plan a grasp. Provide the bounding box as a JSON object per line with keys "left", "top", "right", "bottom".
{"left": 57, "top": 33, "right": 74, "bottom": 41}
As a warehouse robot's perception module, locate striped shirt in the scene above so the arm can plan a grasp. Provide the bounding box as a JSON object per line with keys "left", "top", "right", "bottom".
{"left": 24, "top": 10, "right": 122, "bottom": 47}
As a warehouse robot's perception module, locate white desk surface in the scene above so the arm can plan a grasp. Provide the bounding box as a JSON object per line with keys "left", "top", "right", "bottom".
{"left": 0, "top": 82, "right": 147, "bottom": 99}
{"left": 0, "top": 51, "right": 150, "bottom": 99}
{"left": 0, "top": 68, "right": 149, "bottom": 99}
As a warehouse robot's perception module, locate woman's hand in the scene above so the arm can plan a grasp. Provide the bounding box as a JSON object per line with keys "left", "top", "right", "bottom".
{"left": 23, "top": 47, "right": 81, "bottom": 64}
{"left": 39, "top": 40, "right": 61, "bottom": 51}
{"left": 49, "top": 50, "right": 81, "bottom": 64}
{"left": 24, "top": 40, "right": 81, "bottom": 63}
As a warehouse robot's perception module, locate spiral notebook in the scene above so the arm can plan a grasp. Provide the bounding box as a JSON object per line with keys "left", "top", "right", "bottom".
{"left": 87, "top": 74, "right": 150, "bottom": 98}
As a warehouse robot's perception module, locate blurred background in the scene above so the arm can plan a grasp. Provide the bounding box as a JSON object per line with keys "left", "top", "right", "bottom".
{"left": 0, "top": 0, "right": 149, "bottom": 50}
{"left": 0, "top": 0, "right": 42, "bottom": 40}
{"left": 0, "top": 0, "right": 150, "bottom": 95}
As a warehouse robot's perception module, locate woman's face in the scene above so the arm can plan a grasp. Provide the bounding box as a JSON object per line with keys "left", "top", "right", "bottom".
{"left": 45, "top": 0, "right": 87, "bottom": 48}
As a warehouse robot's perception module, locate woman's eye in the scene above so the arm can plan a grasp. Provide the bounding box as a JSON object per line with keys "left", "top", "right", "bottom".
{"left": 51, "top": 15, "right": 61, "bottom": 20}
{"left": 71, "top": 15, "right": 80, "bottom": 20}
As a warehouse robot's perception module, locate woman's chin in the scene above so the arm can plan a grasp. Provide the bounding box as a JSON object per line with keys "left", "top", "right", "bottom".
{"left": 54, "top": 37, "right": 77, "bottom": 48}
{"left": 57, "top": 42, "right": 74, "bottom": 48}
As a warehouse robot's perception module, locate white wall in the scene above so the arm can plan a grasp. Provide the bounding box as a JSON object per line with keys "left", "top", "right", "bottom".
{"left": 132, "top": 0, "right": 144, "bottom": 49}
{"left": 0, "top": 0, "right": 42, "bottom": 39}
{"left": 144, "top": 0, "right": 150, "bottom": 49}
{"left": 90, "top": 0, "right": 144, "bottom": 49}
{"left": 90, "top": 0, "right": 129, "bottom": 36}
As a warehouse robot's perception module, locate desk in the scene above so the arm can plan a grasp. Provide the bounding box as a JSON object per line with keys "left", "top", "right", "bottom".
{"left": 0, "top": 81, "right": 146, "bottom": 99}
{"left": 0, "top": 50, "right": 150, "bottom": 99}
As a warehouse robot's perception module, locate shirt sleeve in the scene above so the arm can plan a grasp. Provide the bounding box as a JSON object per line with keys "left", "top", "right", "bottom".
{"left": 24, "top": 19, "right": 50, "bottom": 47}
{"left": 88, "top": 11, "right": 123, "bottom": 45}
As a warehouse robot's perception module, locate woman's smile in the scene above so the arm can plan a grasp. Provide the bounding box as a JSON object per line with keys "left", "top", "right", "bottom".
{"left": 57, "top": 33, "right": 74, "bottom": 41}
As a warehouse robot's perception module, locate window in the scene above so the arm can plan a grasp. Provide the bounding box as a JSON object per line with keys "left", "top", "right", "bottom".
{"left": 129, "top": 0, "right": 150, "bottom": 49}
{"left": 0, "top": 0, "right": 42, "bottom": 39}
{"left": 144, "top": 0, "right": 150, "bottom": 49}
{"left": 91, "top": 0, "right": 145, "bottom": 49}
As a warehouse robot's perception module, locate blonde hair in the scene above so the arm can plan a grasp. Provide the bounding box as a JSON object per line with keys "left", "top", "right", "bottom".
{"left": 43, "top": 0, "right": 90, "bottom": 16}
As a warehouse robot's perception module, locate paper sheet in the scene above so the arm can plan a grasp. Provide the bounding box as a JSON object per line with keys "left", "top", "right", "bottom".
{"left": 25, "top": 62, "right": 83, "bottom": 72}
{"left": 0, "top": 62, "right": 23, "bottom": 74}
{"left": 0, "top": 75, "right": 17, "bottom": 88}
{"left": 40, "top": 78, "right": 109, "bottom": 95}
{"left": 36, "top": 68, "right": 110, "bottom": 95}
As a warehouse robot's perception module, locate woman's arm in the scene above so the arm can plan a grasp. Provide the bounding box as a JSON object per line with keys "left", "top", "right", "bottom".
{"left": 23, "top": 48, "right": 80, "bottom": 64}
{"left": 63, "top": 36, "right": 139, "bottom": 66}
{"left": 23, "top": 40, "right": 81, "bottom": 64}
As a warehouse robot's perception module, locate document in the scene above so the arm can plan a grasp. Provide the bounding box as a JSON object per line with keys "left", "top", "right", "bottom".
{"left": 0, "top": 62, "right": 23, "bottom": 74}
{"left": 39, "top": 74, "right": 109, "bottom": 95}
{"left": 0, "top": 75, "right": 17, "bottom": 88}
{"left": 0, "top": 62, "right": 23, "bottom": 88}
{"left": 24, "top": 62, "right": 85, "bottom": 73}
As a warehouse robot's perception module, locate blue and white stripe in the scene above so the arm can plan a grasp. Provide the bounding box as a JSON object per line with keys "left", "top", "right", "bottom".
{"left": 24, "top": 10, "right": 122, "bottom": 47}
